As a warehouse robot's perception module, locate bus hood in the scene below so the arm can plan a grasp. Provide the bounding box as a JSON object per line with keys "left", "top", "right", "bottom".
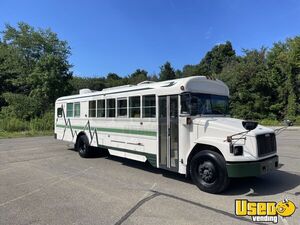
{"left": 192, "top": 117, "right": 274, "bottom": 137}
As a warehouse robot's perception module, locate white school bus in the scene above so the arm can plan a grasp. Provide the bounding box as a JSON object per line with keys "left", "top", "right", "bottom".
{"left": 54, "top": 76, "right": 278, "bottom": 193}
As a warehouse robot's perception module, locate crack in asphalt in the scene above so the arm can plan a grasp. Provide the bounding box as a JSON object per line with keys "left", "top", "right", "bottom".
{"left": 114, "top": 190, "right": 267, "bottom": 225}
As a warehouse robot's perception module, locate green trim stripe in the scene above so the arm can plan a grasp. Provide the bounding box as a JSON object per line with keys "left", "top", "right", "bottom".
{"left": 56, "top": 124, "right": 157, "bottom": 137}
{"left": 98, "top": 144, "right": 157, "bottom": 167}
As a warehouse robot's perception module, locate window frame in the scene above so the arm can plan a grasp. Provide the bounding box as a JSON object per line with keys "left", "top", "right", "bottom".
{"left": 97, "top": 99, "right": 106, "bottom": 118}
{"left": 180, "top": 92, "right": 229, "bottom": 116}
{"left": 129, "top": 96, "right": 141, "bottom": 118}
{"left": 117, "top": 98, "right": 128, "bottom": 117}
{"left": 107, "top": 98, "right": 116, "bottom": 118}
{"left": 74, "top": 102, "right": 81, "bottom": 117}
{"left": 88, "top": 100, "right": 96, "bottom": 118}
{"left": 66, "top": 103, "right": 74, "bottom": 117}
{"left": 142, "top": 95, "right": 156, "bottom": 118}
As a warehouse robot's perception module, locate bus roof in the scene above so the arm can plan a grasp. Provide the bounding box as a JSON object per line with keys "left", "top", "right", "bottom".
{"left": 56, "top": 76, "right": 229, "bottom": 102}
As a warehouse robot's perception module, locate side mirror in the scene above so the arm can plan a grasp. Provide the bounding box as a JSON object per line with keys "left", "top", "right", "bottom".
{"left": 242, "top": 121, "right": 258, "bottom": 131}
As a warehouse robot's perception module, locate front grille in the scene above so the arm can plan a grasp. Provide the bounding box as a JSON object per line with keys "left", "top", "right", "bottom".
{"left": 256, "top": 133, "right": 277, "bottom": 157}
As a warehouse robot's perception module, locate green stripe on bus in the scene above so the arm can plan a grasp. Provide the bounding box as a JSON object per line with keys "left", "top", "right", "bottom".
{"left": 98, "top": 144, "right": 157, "bottom": 167}
{"left": 56, "top": 124, "right": 157, "bottom": 137}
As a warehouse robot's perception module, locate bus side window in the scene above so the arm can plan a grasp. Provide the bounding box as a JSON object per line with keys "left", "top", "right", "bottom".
{"left": 107, "top": 99, "right": 116, "bottom": 117}
{"left": 74, "top": 102, "right": 80, "bottom": 117}
{"left": 117, "top": 98, "right": 127, "bottom": 117}
{"left": 97, "top": 99, "right": 105, "bottom": 117}
{"left": 66, "top": 103, "right": 73, "bottom": 117}
{"left": 142, "top": 95, "right": 156, "bottom": 118}
{"left": 89, "top": 101, "right": 96, "bottom": 117}
{"left": 129, "top": 96, "right": 140, "bottom": 118}
{"left": 57, "top": 107, "right": 63, "bottom": 118}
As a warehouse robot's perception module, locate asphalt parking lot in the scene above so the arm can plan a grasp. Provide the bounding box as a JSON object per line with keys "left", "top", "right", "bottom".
{"left": 0, "top": 129, "right": 299, "bottom": 225}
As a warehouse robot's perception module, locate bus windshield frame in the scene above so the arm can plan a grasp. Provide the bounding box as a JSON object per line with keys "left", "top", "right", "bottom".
{"left": 181, "top": 93, "right": 229, "bottom": 116}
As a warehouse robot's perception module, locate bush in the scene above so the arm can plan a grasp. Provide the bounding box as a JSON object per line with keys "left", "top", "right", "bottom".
{"left": 1, "top": 92, "right": 43, "bottom": 120}
{"left": 259, "top": 118, "right": 281, "bottom": 126}
{"left": 0, "top": 117, "right": 29, "bottom": 132}
{"left": 294, "top": 116, "right": 300, "bottom": 125}
{"left": 29, "top": 111, "right": 54, "bottom": 131}
{"left": 0, "top": 111, "right": 54, "bottom": 133}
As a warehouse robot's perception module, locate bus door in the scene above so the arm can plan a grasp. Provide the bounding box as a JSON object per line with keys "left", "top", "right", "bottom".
{"left": 158, "top": 95, "right": 179, "bottom": 171}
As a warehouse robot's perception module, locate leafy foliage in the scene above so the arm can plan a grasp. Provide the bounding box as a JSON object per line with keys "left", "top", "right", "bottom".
{"left": 69, "top": 77, "right": 106, "bottom": 94}
{"left": 0, "top": 22, "right": 72, "bottom": 116}
{"left": 1, "top": 92, "right": 42, "bottom": 120}
{"left": 159, "top": 61, "right": 176, "bottom": 81}
{"left": 182, "top": 41, "right": 236, "bottom": 77}
{"left": 127, "top": 69, "right": 148, "bottom": 84}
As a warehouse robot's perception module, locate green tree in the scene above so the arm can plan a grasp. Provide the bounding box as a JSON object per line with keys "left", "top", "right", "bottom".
{"left": 182, "top": 64, "right": 199, "bottom": 77}
{"left": 182, "top": 41, "right": 236, "bottom": 77}
{"left": 128, "top": 69, "right": 148, "bottom": 84}
{"left": 0, "top": 43, "right": 23, "bottom": 107}
{"left": 69, "top": 76, "right": 106, "bottom": 94}
{"left": 266, "top": 37, "right": 300, "bottom": 119}
{"left": 105, "top": 73, "right": 124, "bottom": 87}
{"left": 0, "top": 22, "right": 72, "bottom": 117}
{"left": 199, "top": 41, "right": 236, "bottom": 76}
{"left": 1, "top": 92, "right": 42, "bottom": 120}
{"left": 220, "top": 49, "right": 273, "bottom": 120}
{"left": 286, "top": 37, "right": 300, "bottom": 118}
{"left": 159, "top": 61, "right": 176, "bottom": 81}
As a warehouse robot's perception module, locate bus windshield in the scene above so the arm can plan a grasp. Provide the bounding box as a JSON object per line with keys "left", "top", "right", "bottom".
{"left": 181, "top": 93, "right": 229, "bottom": 116}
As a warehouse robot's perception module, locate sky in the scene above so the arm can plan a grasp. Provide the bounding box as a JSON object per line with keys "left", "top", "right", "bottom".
{"left": 0, "top": 0, "right": 300, "bottom": 77}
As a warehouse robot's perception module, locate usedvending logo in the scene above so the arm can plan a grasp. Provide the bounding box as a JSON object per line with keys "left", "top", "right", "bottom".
{"left": 235, "top": 199, "right": 296, "bottom": 223}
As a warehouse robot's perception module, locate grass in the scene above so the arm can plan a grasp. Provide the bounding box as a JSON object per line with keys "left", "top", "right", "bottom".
{"left": 0, "top": 112, "right": 54, "bottom": 138}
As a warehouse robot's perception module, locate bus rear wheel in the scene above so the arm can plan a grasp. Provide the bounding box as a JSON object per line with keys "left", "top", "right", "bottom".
{"left": 190, "top": 150, "right": 229, "bottom": 194}
{"left": 76, "top": 135, "right": 93, "bottom": 158}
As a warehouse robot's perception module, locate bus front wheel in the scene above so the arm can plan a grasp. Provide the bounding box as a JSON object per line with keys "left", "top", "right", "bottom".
{"left": 190, "top": 150, "right": 229, "bottom": 194}
{"left": 76, "top": 135, "right": 93, "bottom": 158}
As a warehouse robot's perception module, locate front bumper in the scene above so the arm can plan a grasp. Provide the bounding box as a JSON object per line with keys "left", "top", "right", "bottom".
{"left": 226, "top": 155, "right": 279, "bottom": 178}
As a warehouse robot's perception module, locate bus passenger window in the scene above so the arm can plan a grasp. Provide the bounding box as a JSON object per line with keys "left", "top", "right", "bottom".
{"left": 74, "top": 102, "right": 80, "bottom": 117}
{"left": 107, "top": 99, "right": 116, "bottom": 117}
{"left": 142, "top": 95, "right": 156, "bottom": 118}
{"left": 89, "top": 101, "right": 96, "bottom": 117}
{"left": 97, "top": 100, "right": 105, "bottom": 117}
{"left": 66, "top": 103, "right": 73, "bottom": 117}
{"left": 129, "top": 96, "right": 140, "bottom": 118}
{"left": 117, "top": 98, "right": 127, "bottom": 117}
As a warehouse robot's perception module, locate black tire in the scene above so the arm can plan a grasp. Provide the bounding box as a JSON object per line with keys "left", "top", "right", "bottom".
{"left": 76, "top": 135, "right": 93, "bottom": 158}
{"left": 190, "top": 150, "right": 229, "bottom": 194}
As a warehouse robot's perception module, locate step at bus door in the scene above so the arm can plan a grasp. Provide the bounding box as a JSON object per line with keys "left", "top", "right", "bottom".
{"left": 158, "top": 95, "right": 179, "bottom": 172}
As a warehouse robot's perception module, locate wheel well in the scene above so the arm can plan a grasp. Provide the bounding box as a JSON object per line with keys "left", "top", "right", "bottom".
{"left": 186, "top": 144, "right": 224, "bottom": 177}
